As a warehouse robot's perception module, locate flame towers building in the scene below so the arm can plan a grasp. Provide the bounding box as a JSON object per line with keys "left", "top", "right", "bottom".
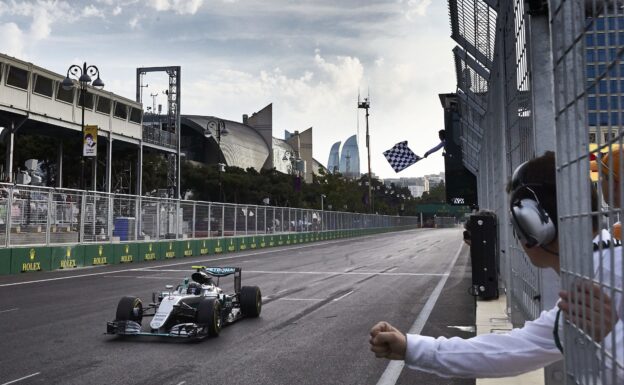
{"left": 327, "top": 135, "right": 360, "bottom": 178}
{"left": 327, "top": 141, "right": 341, "bottom": 174}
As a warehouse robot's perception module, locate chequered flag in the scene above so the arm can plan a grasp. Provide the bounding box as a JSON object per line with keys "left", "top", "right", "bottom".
{"left": 383, "top": 141, "right": 421, "bottom": 173}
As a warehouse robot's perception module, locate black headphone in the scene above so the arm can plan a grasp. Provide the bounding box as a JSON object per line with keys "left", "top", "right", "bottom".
{"left": 509, "top": 161, "right": 557, "bottom": 249}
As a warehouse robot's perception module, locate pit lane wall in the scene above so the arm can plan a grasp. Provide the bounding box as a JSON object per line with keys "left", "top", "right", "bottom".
{"left": 0, "top": 227, "right": 419, "bottom": 275}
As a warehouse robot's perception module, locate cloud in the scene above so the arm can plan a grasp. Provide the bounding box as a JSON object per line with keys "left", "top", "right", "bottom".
{"left": 0, "top": 0, "right": 77, "bottom": 55}
{"left": 0, "top": 23, "right": 25, "bottom": 58}
{"left": 129, "top": 15, "right": 141, "bottom": 29}
{"left": 149, "top": 0, "right": 204, "bottom": 14}
{"left": 82, "top": 5, "right": 105, "bottom": 18}
{"left": 403, "top": 0, "right": 432, "bottom": 20}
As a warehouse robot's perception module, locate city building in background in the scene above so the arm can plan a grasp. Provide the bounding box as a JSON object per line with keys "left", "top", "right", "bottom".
{"left": 339, "top": 135, "right": 360, "bottom": 178}
{"left": 586, "top": 15, "right": 624, "bottom": 144}
{"left": 327, "top": 141, "right": 341, "bottom": 174}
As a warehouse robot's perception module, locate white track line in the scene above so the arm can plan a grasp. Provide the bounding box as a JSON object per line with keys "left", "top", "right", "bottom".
{"left": 375, "top": 242, "right": 464, "bottom": 385}
{"left": 333, "top": 290, "right": 354, "bottom": 302}
{"left": 275, "top": 298, "right": 324, "bottom": 301}
{"left": 1, "top": 372, "right": 41, "bottom": 385}
{"left": 0, "top": 308, "right": 18, "bottom": 314}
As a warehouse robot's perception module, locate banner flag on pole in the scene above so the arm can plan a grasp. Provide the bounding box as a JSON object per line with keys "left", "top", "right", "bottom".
{"left": 383, "top": 141, "right": 421, "bottom": 173}
{"left": 83, "top": 125, "right": 98, "bottom": 157}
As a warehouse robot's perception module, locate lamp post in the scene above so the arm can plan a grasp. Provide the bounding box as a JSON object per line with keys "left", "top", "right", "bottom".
{"left": 206, "top": 119, "right": 228, "bottom": 202}
{"left": 321, "top": 194, "right": 326, "bottom": 211}
{"left": 62, "top": 62, "right": 104, "bottom": 191}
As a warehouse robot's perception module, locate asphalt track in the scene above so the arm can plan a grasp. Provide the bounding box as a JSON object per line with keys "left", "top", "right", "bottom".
{"left": 0, "top": 228, "right": 475, "bottom": 385}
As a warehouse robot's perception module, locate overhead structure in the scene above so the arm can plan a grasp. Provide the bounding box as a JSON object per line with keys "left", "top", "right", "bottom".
{"left": 448, "top": 0, "right": 497, "bottom": 174}
{"left": 136, "top": 66, "right": 181, "bottom": 198}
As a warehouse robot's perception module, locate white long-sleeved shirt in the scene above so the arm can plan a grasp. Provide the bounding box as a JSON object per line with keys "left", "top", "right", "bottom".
{"left": 405, "top": 232, "right": 623, "bottom": 379}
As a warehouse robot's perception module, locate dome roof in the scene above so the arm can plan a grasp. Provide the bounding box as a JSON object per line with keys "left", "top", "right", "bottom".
{"left": 182, "top": 115, "right": 270, "bottom": 170}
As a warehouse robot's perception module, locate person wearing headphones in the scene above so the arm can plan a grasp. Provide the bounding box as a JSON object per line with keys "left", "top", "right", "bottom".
{"left": 370, "top": 151, "right": 622, "bottom": 380}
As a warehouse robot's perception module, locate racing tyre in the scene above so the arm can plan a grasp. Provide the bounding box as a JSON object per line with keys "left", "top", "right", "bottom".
{"left": 197, "top": 298, "right": 221, "bottom": 337}
{"left": 115, "top": 296, "right": 143, "bottom": 323}
{"left": 240, "top": 286, "right": 262, "bottom": 318}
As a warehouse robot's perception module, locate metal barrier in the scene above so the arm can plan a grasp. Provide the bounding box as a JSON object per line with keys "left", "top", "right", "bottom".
{"left": 449, "top": 0, "right": 624, "bottom": 383}
{"left": 0, "top": 183, "right": 419, "bottom": 247}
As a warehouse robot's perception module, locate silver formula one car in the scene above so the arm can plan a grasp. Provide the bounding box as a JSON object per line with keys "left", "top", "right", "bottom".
{"left": 106, "top": 266, "right": 261, "bottom": 339}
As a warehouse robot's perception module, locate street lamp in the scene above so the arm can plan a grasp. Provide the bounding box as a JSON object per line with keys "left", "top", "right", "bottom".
{"left": 206, "top": 119, "right": 228, "bottom": 202}
{"left": 62, "top": 62, "right": 104, "bottom": 190}
{"left": 358, "top": 96, "right": 372, "bottom": 213}
{"left": 320, "top": 194, "right": 326, "bottom": 211}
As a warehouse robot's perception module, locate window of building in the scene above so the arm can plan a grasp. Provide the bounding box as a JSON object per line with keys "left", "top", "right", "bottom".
{"left": 114, "top": 102, "right": 127, "bottom": 120}
{"left": 587, "top": 65, "right": 596, "bottom": 79}
{"left": 129, "top": 107, "right": 142, "bottom": 124}
{"left": 598, "top": 64, "right": 606, "bottom": 76}
{"left": 599, "top": 96, "right": 609, "bottom": 110}
{"left": 33, "top": 74, "right": 54, "bottom": 97}
{"left": 589, "top": 112, "right": 597, "bottom": 126}
{"left": 597, "top": 49, "right": 606, "bottom": 62}
{"left": 589, "top": 133, "right": 597, "bottom": 143}
{"left": 78, "top": 90, "right": 94, "bottom": 110}
{"left": 597, "top": 33, "right": 606, "bottom": 46}
{"left": 588, "top": 96, "right": 597, "bottom": 110}
{"left": 6, "top": 66, "right": 29, "bottom": 90}
{"left": 56, "top": 83, "right": 74, "bottom": 104}
{"left": 599, "top": 80, "right": 608, "bottom": 93}
{"left": 586, "top": 34, "right": 595, "bottom": 46}
{"left": 96, "top": 96, "right": 111, "bottom": 114}
{"left": 587, "top": 50, "right": 595, "bottom": 62}
{"left": 610, "top": 95, "right": 619, "bottom": 110}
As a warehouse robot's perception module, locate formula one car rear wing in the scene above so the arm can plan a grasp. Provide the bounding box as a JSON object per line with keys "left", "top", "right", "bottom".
{"left": 191, "top": 266, "right": 241, "bottom": 294}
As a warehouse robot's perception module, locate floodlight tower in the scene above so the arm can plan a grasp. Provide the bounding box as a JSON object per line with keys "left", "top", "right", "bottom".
{"left": 358, "top": 95, "right": 372, "bottom": 212}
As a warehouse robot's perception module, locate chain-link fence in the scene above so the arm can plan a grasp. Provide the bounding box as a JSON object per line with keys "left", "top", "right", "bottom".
{"left": 0, "top": 183, "right": 419, "bottom": 247}
{"left": 449, "top": 0, "right": 624, "bottom": 383}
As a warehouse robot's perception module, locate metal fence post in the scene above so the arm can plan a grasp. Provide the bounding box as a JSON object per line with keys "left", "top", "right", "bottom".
{"left": 108, "top": 194, "right": 114, "bottom": 243}
{"left": 135, "top": 196, "right": 140, "bottom": 242}
{"left": 46, "top": 190, "right": 52, "bottom": 246}
{"left": 207, "top": 203, "right": 211, "bottom": 238}
{"left": 6, "top": 187, "right": 12, "bottom": 247}
{"left": 79, "top": 191, "right": 86, "bottom": 244}
{"left": 156, "top": 199, "right": 161, "bottom": 241}
{"left": 192, "top": 202, "right": 196, "bottom": 239}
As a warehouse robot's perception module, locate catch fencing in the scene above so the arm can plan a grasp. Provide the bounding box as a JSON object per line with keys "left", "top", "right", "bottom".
{"left": 449, "top": 0, "right": 623, "bottom": 383}
{"left": 0, "top": 183, "right": 419, "bottom": 248}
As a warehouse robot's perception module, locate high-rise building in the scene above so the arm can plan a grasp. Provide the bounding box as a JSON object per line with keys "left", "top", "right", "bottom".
{"left": 327, "top": 141, "right": 341, "bottom": 174}
{"left": 339, "top": 135, "right": 360, "bottom": 178}
{"left": 587, "top": 15, "right": 624, "bottom": 143}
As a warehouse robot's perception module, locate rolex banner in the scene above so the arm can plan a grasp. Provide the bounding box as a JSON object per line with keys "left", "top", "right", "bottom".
{"left": 83, "top": 125, "right": 98, "bottom": 157}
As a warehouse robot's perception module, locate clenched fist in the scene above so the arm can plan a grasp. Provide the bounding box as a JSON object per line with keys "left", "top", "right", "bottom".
{"left": 369, "top": 321, "right": 407, "bottom": 360}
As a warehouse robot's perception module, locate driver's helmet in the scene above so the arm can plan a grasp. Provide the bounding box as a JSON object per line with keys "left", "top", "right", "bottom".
{"left": 187, "top": 282, "right": 202, "bottom": 295}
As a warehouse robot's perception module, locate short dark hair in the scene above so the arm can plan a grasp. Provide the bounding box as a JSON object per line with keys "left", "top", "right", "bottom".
{"left": 507, "top": 151, "right": 558, "bottom": 228}
{"left": 508, "top": 151, "right": 598, "bottom": 232}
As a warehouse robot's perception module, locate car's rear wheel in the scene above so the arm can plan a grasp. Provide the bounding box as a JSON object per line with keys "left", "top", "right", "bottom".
{"left": 197, "top": 298, "right": 221, "bottom": 337}
{"left": 115, "top": 296, "right": 143, "bottom": 324}
{"left": 240, "top": 286, "right": 262, "bottom": 318}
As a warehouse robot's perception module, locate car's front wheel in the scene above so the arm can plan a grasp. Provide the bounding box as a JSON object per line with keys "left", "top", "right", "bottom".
{"left": 115, "top": 296, "right": 143, "bottom": 324}
{"left": 240, "top": 286, "right": 262, "bottom": 318}
{"left": 197, "top": 298, "right": 221, "bottom": 337}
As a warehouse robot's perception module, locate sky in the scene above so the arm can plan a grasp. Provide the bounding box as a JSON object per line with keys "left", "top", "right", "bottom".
{"left": 0, "top": 0, "right": 456, "bottom": 179}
